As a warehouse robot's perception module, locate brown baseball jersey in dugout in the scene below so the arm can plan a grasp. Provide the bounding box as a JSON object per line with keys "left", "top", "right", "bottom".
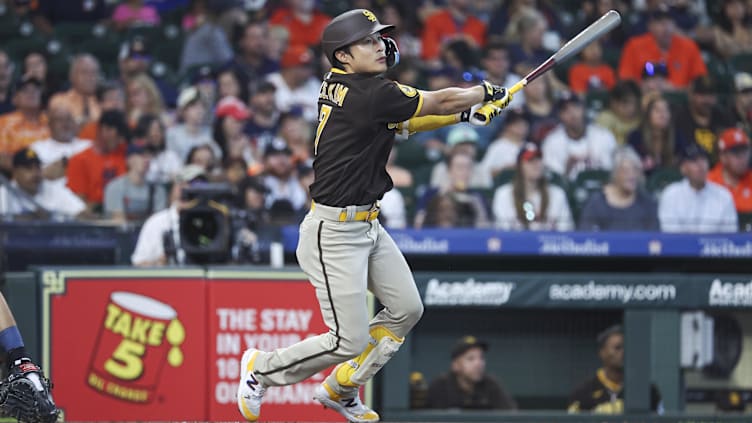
{"left": 309, "top": 68, "right": 423, "bottom": 207}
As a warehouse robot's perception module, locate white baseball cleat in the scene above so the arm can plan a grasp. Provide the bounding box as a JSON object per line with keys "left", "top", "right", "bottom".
{"left": 237, "top": 349, "right": 266, "bottom": 421}
{"left": 313, "top": 381, "right": 380, "bottom": 423}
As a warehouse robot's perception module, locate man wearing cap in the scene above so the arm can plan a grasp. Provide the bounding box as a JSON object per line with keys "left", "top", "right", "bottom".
{"left": 30, "top": 105, "right": 93, "bottom": 186}
{"left": 618, "top": 7, "right": 706, "bottom": 89}
{"left": 104, "top": 142, "right": 167, "bottom": 223}
{"left": 0, "top": 77, "right": 49, "bottom": 175}
{"left": 166, "top": 87, "right": 221, "bottom": 162}
{"left": 708, "top": 128, "right": 752, "bottom": 213}
{"left": 265, "top": 44, "right": 321, "bottom": 122}
{"left": 426, "top": 335, "right": 517, "bottom": 410}
{"left": 66, "top": 110, "right": 130, "bottom": 214}
{"left": 131, "top": 164, "right": 207, "bottom": 266}
{"left": 729, "top": 72, "right": 752, "bottom": 136}
{"left": 568, "top": 325, "right": 663, "bottom": 414}
{"left": 118, "top": 36, "right": 151, "bottom": 82}
{"left": 236, "top": 8, "right": 512, "bottom": 423}
{"left": 673, "top": 76, "right": 734, "bottom": 162}
{"left": 659, "top": 143, "right": 737, "bottom": 233}
{"left": 261, "top": 139, "right": 307, "bottom": 214}
{"left": 0, "top": 147, "right": 85, "bottom": 219}
{"left": 49, "top": 54, "right": 101, "bottom": 127}
{"left": 541, "top": 92, "right": 617, "bottom": 180}
{"left": 430, "top": 126, "right": 492, "bottom": 189}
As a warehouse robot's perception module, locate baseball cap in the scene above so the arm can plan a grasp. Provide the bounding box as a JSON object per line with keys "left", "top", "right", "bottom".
{"left": 215, "top": 96, "right": 251, "bottom": 120}
{"left": 191, "top": 65, "right": 214, "bottom": 84}
{"left": 119, "top": 36, "right": 150, "bottom": 61}
{"left": 177, "top": 86, "right": 201, "bottom": 110}
{"left": 280, "top": 45, "right": 314, "bottom": 69}
{"left": 648, "top": 5, "right": 673, "bottom": 21}
{"left": 691, "top": 76, "right": 717, "bottom": 95}
{"left": 680, "top": 143, "right": 709, "bottom": 162}
{"left": 718, "top": 128, "right": 750, "bottom": 152}
{"left": 175, "top": 164, "right": 207, "bottom": 184}
{"left": 451, "top": 335, "right": 488, "bottom": 359}
{"left": 126, "top": 141, "right": 148, "bottom": 156}
{"left": 264, "top": 139, "right": 293, "bottom": 158}
{"left": 517, "top": 142, "right": 542, "bottom": 163}
{"left": 642, "top": 61, "right": 668, "bottom": 79}
{"left": 735, "top": 72, "right": 752, "bottom": 93}
{"left": 12, "top": 147, "right": 41, "bottom": 167}
{"left": 14, "top": 75, "right": 42, "bottom": 92}
{"left": 555, "top": 90, "right": 583, "bottom": 111}
{"left": 446, "top": 126, "right": 479, "bottom": 147}
{"left": 99, "top": 110, "right": 131, "bottom": 141}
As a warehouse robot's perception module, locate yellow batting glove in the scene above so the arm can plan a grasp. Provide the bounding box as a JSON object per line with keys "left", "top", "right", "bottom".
{"left": 468, "top": 93, "right": 513, "bottom": 126}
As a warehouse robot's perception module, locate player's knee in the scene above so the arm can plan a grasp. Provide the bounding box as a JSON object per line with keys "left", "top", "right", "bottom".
{"left": 338, "top": 331, "right": 370, "bottom": 357}
{"left": 403, "top": 301, "right": 424, "bottom": 329}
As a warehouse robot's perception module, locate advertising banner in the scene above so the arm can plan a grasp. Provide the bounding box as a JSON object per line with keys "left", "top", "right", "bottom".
{"left": 42, "top": 270, "right": 207, "bottom": 421}
{"left": 206, "top": 271, "right": 342, "bottom": 421}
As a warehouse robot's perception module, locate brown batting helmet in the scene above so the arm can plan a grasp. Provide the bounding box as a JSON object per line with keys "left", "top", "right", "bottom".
{"left": 321, "top": 9, "right": 395, "bottom": 64}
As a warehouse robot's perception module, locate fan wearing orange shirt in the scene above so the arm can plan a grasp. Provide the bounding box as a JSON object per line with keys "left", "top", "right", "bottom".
{"left": 568, "top": 40, "right": 616, "bottom": 95}
{"left": 619, "top": 7, "right": 706, "bottom": 89}
{"left": 269, "top": 0, "right": 331, "bottom": 50}
{"left": 0, "top": 77, "right": 50, "bottom": 174}
{"left": 66, "top": 110, "right": 129, "bottom": 214}
{"left": 421, "top": 0, "right": 486, "bottom": 62}
{"left": 708, "top": 128, "right": 752, "bottom": 212}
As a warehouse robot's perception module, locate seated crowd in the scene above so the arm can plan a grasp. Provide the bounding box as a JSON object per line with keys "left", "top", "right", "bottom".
{"left": 0, "top": 0, "right": 750, "bottom": 236}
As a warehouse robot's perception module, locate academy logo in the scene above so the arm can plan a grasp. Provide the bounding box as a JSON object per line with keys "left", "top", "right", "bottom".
{"left": 424, "top": 278, "right": 515, "bottom": 306}
{"left": 708, "top": 279, "right": 752, "bottom": 306}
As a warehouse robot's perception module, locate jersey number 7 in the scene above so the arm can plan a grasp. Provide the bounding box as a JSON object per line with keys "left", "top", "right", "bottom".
{"left": 314, "top": 104, "right": 333, "bottom": 156}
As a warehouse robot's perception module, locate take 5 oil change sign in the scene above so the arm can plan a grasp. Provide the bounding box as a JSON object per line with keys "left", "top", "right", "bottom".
{"left": 44, "top": 272, "right": 207, "bottom": 421}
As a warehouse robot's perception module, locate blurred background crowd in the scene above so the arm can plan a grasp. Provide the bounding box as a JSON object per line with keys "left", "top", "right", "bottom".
{"left": 0, "top": 0, "right": 751, "bottom": 244}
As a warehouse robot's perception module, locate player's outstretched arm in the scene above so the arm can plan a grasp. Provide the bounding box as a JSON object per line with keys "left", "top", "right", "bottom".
{"left": 417, "top": 80, "right": 510, "bottom": 116}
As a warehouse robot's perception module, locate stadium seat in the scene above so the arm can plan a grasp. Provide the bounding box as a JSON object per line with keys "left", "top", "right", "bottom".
{"left": 54, "top": 22, "right": 107, "bottom": 45}
{"left": 569, "top": 169, "right": 610, "bottom": 218}
{"left": 5, "top": 35, "right": 47, "bottom": 63}
{"left": 585, "top": 89, "right": 609, "bottom": 113}
{"left": 662, "top": 90, "right": 688, "bottom": 108}
{"left": 546, "top": 170, "right": 569, "bottom": 190}
{"left": 77, "top": 36, "right": 122, "bottom": 70}
{"left": 394, "top": 141, "right": 432, "bottom": 169}
{"left": 737, "top": 212, "right": 752, "bottom": 232}
{"left": 703, "top": 52, "right": 733, "bottom": 92}
{"left": 396, "top": 186, "right": 416, "bottom": 226}
{"left": 493, "top": 168, "right": 516, "bottom": 187}
{"left": 152, "top": 36, "right": 184, "bottom": 70}
{"left": 646, "top": 166, "right": 682, "bottom": 198}
{"left": 731, "top": 53, "right": 752, "bottom": 74}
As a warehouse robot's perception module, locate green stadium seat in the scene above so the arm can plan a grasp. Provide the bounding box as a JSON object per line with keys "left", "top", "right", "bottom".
{"left": 76, "top": 36, "right": 122, "bottom": 69}
{"left": 152, "top": 37, "right": 184, "bottom": 70}
{"left": 396, "top": 186, "right": 416, "bottom": 226}
{"left": 412, "top": 165, "right": 434, "bottom": 189}
{"left": 731, "top": 53, "right": 752, "bottom": 74}
{"left": 585, "top": 89, "right": 609, "bottom": 113}
{"left": 54, "top": 22, "right": 104, "bottom": 45}
{"left": 663, "top": 90, "right": 688, "bottom": 108}
{"left": 569, "top": 169, "right": 610, "bottom": 218}
{"left": 394, "top": 141, "right": 432, "bottom": 169}
{"left": 150, "top": 61, "right": 179, "bottom": 88}
{"left": 545, "top": 170, "right": 569, "bottom": 190}
{"left": 646, "top": 166, "right": 682, "bottom": 198}
{"left": 737, "top": 212, "right": 752, "bottom": 232}
{"left": 5, "top": 35, "right": 47, "bottom": 62}
{"left": 124, "top": 26, "right": 162, "bottom": 45}
{"left": 703, "top": 52, "right": 733, "bottom": 93}
{"left": 493, "top": 168, "right": 516, "bottom": 187}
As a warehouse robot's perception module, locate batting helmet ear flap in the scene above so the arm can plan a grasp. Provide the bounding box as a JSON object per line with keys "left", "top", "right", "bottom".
{"left": 383, "top": 36, "right": 400, "bottom": 68}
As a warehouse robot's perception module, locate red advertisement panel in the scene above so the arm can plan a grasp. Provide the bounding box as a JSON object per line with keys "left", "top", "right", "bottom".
{"left": 208, "top": 280, "right": 341, "bottom": 421}
{"left": 50, "top": 278, "right": 207, "bottom": 421}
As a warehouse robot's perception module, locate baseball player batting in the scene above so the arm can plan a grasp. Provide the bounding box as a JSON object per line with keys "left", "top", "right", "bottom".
{"left": 236, "top": 8, "right": 511, "bottom": 423}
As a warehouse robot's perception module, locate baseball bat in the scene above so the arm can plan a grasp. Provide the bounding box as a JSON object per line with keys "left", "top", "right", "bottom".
{"left": 472, "top": 10, "right": 622, "bottom": 123}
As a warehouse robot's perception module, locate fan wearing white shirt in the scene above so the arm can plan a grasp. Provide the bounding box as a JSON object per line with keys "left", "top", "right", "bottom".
{"left": 30, "top": 106, "right": 92, "bottom": 186}
{"left": 481, "top": 108, "right": 530, "bottom": 177}
{"left": 659, "top": 144, "right": 738, "bottom": 233}
{"left": 541, "top": 93, "right": 617, "bottom": 180}
{"left": 0, "top": 148, "right": 85, "bottom": 219}
{"left": 493, "top": 143, "right": 573, "bottom": 231}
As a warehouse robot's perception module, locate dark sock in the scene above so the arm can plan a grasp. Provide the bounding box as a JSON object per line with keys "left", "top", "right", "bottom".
{"left": 7, "top": 347, "right": 28, "bottom": 369}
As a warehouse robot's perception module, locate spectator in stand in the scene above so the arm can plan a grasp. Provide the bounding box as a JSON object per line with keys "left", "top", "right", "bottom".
{"left": 379, "top": 187, "right": 407, "bottom": 229}
{"left": 482, "top": 108, "right": 530, "bottom": 176}
{"left": 568, "top": 40, "right": 616, "bottom": 95}
{"left": 229, "top": 20, "right": 279, "bottom": 89}
{"left": 386, "top": 146, "right": 413, "bottom": 188}
{"left": 430, "top": 126, "right": 492, "bottom": 189}
{"left": 487, "top": 0, "right": 561, "bottom": 44}
{"left": 223, "top": 157, "right": 249, "bottom": 187}
{"left": 414, "top": 151, "right": 492, "bottom": 229}
{"left": 112, "top": 0, "right": 161, "bottom": 30}
{"left": 659, "top": 144, "right": 737, "bottom": 233}
{"left": 66, "top": 110, "right": 129, "bottom": 214}
{"left": 216, "top": 67, "right": 248, "bottom": 105}
{"left": 421, "top": 0, "right": 486, "bottom": 63}
{"left": 520, "top": 70, "right": 557, "bottom": 144}
{"left": 269, "top": 0, "right": 331, "bottom": 50}
{"left": 422, "top": 193, "right": 463, "bottom": 228}
{"left": 166, "top": 87, "right": 221, "bottom": 162}
{"left": 22, "top": 50, "right": 62, "bottom": 106}
{"left": 178, "top": 6, "right": 234, "bottom": 73}
{"left": 134, "top": 114, "right": 182, "bottom": 185}
{"left": 31, "top": 106, "right": 92, "bottom": 186}
{"left": 618, "top": 7, "right": 707, "bottom": 89}
{"left": 627, "top": 93, "right": 688, "bottom": 174}
{"left": 709, "top": 0, "right": 752, "bottom": 60}
{"left": 49, "top": 55, "right": 101, "bottom": 128}
{"left": 377, "top": 1, "right": 421, "bottom": 60}
{"left": 126, "top": 73, "right": 166, "bottom": 128}
{"left": 426, "top": 335, "right": 517, "bottom": 410}
{"left": 213, "top": 96, "right": 256, "bottom": 169}
{"left": 639, "top": 61, "right": 671, "bottom": 99}
{"left": 0, "top": 50, "right": 14, "bottom": 116}
{"left": 493, "top": 142, "right": 573, "bottom": 231}
{"left": 131, "top": 164, "right": 207, "bottom": 266}
{"left": 0, "top": 148, "right": 86, "bottom": 220}
{"left": 568, "top": 0, "right": 627, "bottom": 50}
{"left": 261, "top": 139, "right": 307, "bottom": 218}
{"left": 579, "top": 147, "right": 659, "bottom": 231}
{"left": 185, "top": 143, "right": 218, "bottom": 176}
{"left": 508, "top": 9, "right": 551, "bottom": 77}
{"left": 480, "top": 41, "right": 525, "bottom": 107}
{"left": 104, "top": 142, "right": 167, "bottom": 223}
{"left": 0, "top": 77, "right": 49, "bottom": 175}
{"left": 673, "top": 76, "right": 734, "bottom": 163}
{"left": 32, "top": 0, "right": 109, "bottom": 34}
{"left": 595, "top": 81, "right": 641, "bottom": 145}
{"left": 118, "top": 36, "right": 151, "bottom": 82}
{"left": 729, "top": 72, "right": 752, "bottom": 136}
{"left": 278, "top": 110, "right": 312, "bottom": 167}
{"left": 266, "top": 45, "right": 321, "bottom": 123}
{"left": 542, "top": 92, "right": 617, "bottom": 180}
{"left": 245, "top": 82, "right": 279, "bottom": 158}
{"left": 78, "top": 81, "right": 126, "bottom": 142}
{"left": 708, "top": 128, "right": 752, "bottom": 213}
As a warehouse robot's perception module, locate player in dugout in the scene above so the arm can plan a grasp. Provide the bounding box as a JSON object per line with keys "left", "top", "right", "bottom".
{"left": 235, "top": 8, "right": 513, "bottom": 423}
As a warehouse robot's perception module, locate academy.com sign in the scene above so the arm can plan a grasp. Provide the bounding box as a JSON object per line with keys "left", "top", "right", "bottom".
{"left": 549, "top": 281, "right": 677, "bottom": 304}
{"left": 424, "top": 278, "right": 515, "bottom": 305}
{"left": 708, "top": 279, "right": 752, "bottom": 306}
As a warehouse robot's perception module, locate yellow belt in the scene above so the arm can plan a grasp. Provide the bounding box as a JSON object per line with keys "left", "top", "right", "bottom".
{"left": 311, "top": 201, "right": 380, "bottom": 222}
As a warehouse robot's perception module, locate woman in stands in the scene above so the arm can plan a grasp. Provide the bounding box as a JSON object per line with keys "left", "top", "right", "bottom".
{"left": 493, "top": 143, "right": 573, "bottom": 231}
{"left": 578, "top": 146, "right": 659, "bottom": 231}
{"left": 627, "top": 93, "right": 688, "bottom": 174}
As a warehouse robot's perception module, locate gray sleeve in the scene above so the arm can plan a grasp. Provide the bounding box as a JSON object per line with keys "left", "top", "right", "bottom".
{"left": 153, "top": 185, "right": 168, "bottom": 211}
{"left": 104, "top": 179, "right": 124, "bottom": 215}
